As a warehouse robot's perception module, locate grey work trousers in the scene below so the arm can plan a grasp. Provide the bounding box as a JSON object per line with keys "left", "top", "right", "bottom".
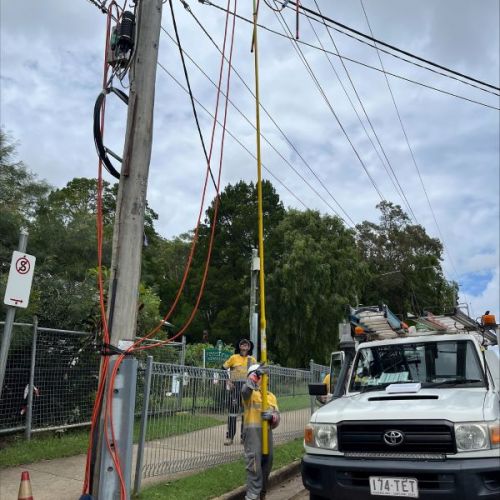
{"left": 244, "top": 426, "right": 273, "bottom": 500}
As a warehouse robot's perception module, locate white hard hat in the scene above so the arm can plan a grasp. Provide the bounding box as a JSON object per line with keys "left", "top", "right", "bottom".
{"left": 247, "top": 363, "right": 262, "bottom": 376}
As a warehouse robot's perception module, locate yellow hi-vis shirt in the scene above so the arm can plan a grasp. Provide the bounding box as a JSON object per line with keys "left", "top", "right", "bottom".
{"left": 223, "top": 354, "right": 257, "bottom": 381}
{"left": 243, "top": 390, "right": 278, "bottom": 428}
{"left": 323, "top": 373, "right": 330, "bottom": 391}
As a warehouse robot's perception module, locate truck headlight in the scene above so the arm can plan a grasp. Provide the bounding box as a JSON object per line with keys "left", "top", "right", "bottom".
{"left": 304, "top": 424, "right": 337, "bottom": 450}
{"left": 455, "top": 423, "right": 489, "bottom": 451}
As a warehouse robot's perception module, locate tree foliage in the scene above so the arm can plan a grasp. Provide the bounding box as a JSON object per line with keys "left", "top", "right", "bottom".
{"left": 267, "top": 210, "right": 367, "bottom": 366}
{"left": 1, "top": 130, "right": 460, "bottom": 367}
{"left": 172, "top": 180, "right": 285, "bottom": 344}
{"left": 356, "top": 201, "right": 457, "bottom": 315}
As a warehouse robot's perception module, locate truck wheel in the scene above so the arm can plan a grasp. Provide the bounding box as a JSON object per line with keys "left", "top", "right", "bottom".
{"left": 310, "top": 495, "right": 324, "bottom": 500}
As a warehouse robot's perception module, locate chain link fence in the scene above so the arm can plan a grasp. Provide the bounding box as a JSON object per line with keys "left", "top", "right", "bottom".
{"left": 0, "top": 321, "right": 186, "bottom": 438}
{"left": 134, "top": 360, "right": 327, "bottom": 491}
{"left": 310, "top": 360, "right": 329, "bottom": 383}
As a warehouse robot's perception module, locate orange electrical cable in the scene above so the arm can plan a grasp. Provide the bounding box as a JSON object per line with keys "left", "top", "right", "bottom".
{"left": 82, "top": 0, "right": 127, "bottom": 493}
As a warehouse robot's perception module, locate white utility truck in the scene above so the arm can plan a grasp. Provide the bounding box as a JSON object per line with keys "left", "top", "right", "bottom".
{"left": 302, "top": 305, "right": 500, "bottom": 499}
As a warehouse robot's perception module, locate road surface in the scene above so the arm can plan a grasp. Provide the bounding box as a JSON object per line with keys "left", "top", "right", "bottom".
{"left": 266, "top": 473, "right": 308, "bottom": 500}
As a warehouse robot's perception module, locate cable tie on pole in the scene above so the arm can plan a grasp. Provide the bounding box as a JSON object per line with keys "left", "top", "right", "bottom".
{"left": 99, "top": 343, "right": 130, "bottom": 357}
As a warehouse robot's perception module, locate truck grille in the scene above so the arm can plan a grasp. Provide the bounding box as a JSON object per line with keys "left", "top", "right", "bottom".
{"left": 337, "top": 420, "right": 456, "bottom": 454}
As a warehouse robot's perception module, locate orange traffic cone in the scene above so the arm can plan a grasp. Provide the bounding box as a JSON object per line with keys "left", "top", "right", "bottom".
{"left": 18, "top": 471, "right": 34, "bottom": 500}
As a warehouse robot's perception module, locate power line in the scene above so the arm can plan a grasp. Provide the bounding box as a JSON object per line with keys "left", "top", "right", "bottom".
{"left": 85, "top": 0, "right": 351, "bottom": 221}
{"left": 161, "top": 27, "right": 354, "bottom": 224}
{"left": 168, "top": 0, "right": 220, "bottom": 197}
{"left": 359, "top": 0, "right": 463, "bottom": 289}
{"left": 308, "top": 0, "right": 419, "bottom": 224}
{"left": 199, "top": 1, "right": 499, "bottom": 111}
{"left": 156, "top": 61, "right": 313, "bottom": 212}
{"left": 174, "top": 0, "right": 357, "bottom": 224}
{"left": 273, "top": 7, "right": 386, "bottom": 202}
{"left": 285, "top": 0, "right": 500, "bottom": 95}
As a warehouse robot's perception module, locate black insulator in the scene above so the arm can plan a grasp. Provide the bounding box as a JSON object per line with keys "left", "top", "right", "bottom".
{"left": 118, "top": 11, "right": 135, "bottom": 51}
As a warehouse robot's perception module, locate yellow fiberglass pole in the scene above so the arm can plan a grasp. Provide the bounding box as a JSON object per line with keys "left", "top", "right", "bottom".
{"left": 252, "top": 0, "right": 269, "bottom": 455}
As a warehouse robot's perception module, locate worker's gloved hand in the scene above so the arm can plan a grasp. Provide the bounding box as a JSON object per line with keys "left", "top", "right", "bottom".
{"left": 261, "top": 410, "right": 273, "bottom": 421}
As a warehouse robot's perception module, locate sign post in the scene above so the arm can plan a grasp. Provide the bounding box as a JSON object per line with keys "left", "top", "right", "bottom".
{"left": 0, "top": 230, "right": 35, "bottom": 398}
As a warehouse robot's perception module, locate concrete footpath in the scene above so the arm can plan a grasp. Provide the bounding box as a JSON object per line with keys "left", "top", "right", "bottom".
{"left": 0, "top": 408, "right": 308, "bottom": 499}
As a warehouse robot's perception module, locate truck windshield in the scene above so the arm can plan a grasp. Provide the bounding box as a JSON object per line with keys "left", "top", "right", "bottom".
{"left": 350, "top": 340, "right": 485, "bottom": 393}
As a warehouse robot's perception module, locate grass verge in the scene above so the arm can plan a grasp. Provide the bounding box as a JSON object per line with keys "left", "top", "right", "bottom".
{"left": 278, "top": 395, "right": 311, "bottom": 412}
{"left": 0, "top": 414, "right": 221, "bottom": 469}
{"left": 136, "top": 438, "right": 304, "bottom": 500}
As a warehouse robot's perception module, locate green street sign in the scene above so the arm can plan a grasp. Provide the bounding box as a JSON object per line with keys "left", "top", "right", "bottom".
{"left": 204, "top": 348, "right": 232, "bottom": 364}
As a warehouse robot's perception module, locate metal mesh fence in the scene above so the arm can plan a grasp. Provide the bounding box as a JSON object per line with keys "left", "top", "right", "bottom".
{"left": 0, "top": 322, "right": 186, "bottom": 436}
{"left": 1, "top": 321, "right": 330, "bottom": 493}
{"left": 0, "top": 322, "right": 33, "bottom": 433}
{"left": 136, "top": 362, "right": 321, "bottom": 487}
{"left": 0, "top": 322, "right": 100, "bottom": 435}
{"left": 32, "top": 328, "right": 99, "bottom": 431}
{"left": 310, "top": 360, "right": 329, "bottom": 383}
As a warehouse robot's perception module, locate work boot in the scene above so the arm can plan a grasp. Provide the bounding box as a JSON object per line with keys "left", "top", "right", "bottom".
{"left": 224, "top": 437, "right": 233, "bottom": 446}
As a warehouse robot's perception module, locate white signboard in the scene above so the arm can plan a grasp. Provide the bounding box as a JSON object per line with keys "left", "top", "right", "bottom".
{"left": 3, "top": 251, "right": 36, "bottom": 309}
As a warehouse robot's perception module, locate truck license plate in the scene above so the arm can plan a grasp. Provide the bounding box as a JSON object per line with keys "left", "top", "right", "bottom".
{"left": 369, "top": 476, "right": 418, "bottom": 498}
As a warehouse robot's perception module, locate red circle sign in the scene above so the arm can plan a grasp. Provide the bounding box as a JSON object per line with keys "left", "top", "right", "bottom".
{"left": 16, "top": 256, "right": 30, "bottom": 275}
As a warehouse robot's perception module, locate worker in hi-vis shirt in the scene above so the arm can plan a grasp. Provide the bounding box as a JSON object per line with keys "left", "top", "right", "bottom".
{"left": 223, "top": 338, "right": 257, "bottom": 445}
{"left": 318, "top": 372, "right": 333, "bottom": 405}
{"left": 242, "top": 364, "right": 280, "bottom": 500}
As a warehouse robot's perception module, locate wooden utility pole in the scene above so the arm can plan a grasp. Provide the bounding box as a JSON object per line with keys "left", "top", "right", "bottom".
{"left": 92, "top": 1, "right": 163, "bottom": 498}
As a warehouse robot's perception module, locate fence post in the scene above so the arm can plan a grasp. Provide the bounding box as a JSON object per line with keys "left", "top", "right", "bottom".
{"left": 309, "top": 359, "right": 315, "bottom": 416}
{"left": 25, "top": 317, "right": 38, "bottom": 440}
{"left": 133, "top": 355, "right": 153, "bottom": 495}
{"left": 191, "top": 376, "right": 198, "bottom": 415}
{"left": 180, "top": 336, "right": 186, "bottom": 366}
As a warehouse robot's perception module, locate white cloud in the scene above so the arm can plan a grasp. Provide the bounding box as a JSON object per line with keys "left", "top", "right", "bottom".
{"left": 463, "top": 266, "right": 500, "bottom": 320}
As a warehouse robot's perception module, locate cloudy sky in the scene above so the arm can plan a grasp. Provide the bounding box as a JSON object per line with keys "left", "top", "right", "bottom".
{"left": 1, "top": 0, "right": 499, "bottom": 319}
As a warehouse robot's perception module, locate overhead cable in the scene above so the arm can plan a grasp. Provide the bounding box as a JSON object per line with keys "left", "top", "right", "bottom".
{"left": 273, "top": 8, "right": 386, "bottom": 202}
{"left": 359, "top": 0, "right": 462, "bottom": 287}
{"left": 308, "top": 0, "right": 419, "bottom": 223}
{"left": 181, "top": 0, "right": 355, "bottom": 224}
{"left": 285, "top": 0, "right": 500, "bottom": 94}
{"left": 161, "top": 32, "right": 354, "bottom": 224}
{"left": 157, "top": 61, "right": 317, "bottom": 215}
{"left": 200, "top": 1, "right": 499, "bottom": 111}
{"left": 168, "top": 0, "right": 220, "bottom": 197}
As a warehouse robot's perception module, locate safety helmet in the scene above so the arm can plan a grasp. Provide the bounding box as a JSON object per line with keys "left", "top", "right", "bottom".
{"left": 247, "top": 363, "right": 262, "bottom": 376}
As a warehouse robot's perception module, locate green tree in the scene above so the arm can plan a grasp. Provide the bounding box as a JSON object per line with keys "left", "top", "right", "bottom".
{"left": 174, "top": 180, "right": 285, "bottom": 344}
{"left": 356, "top": 201, "right": 456, "bottom": 316}
{"left": 267, "top": 209, "right": 366, "bottom": 366}
{"left": 0, "top": 129, "right": 50, "bottom": 272}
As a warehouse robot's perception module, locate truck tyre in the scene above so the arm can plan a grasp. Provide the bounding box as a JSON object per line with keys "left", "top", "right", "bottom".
{"left": 310, "top": 494, "right": 324, "bottom": 500}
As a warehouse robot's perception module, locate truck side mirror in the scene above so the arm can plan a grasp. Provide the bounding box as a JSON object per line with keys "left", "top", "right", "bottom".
{"left": 329, "top": 351, "right": 345, "bottom": 395}
{"left": 308, "top": 383, "right": 327, "bottom": 396}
